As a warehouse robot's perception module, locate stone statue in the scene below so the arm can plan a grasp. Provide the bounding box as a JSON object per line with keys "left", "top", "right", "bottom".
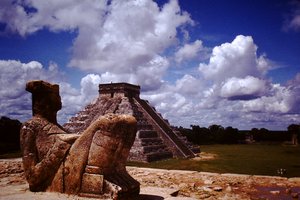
{"left": 20, "top": 80, "right": 140, "bottom": 199}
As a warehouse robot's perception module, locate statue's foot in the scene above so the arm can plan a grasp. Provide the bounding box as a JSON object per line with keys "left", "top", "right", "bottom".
{"left": 105, "top": 171, "right": 140, "bottom": 196}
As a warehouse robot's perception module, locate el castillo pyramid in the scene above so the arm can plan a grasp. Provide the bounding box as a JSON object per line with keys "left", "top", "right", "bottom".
{"left": 64, "top": 83, "right": 199, "bottom": 162}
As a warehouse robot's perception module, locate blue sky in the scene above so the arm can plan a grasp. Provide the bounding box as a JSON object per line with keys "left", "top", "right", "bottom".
{"left": 0, "top": 0, "right": 299, "bottom": 130}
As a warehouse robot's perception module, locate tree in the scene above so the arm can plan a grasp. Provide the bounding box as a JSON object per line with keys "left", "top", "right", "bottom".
{"left": 0, "top": 116, "right": 22, "bottom": 154}
{"left": 209, "top": 124, "right": 224, "bottom": 133}
{"left": 190, "top": 125, "right": 211, "bottom": 144}
{"left": 223, "top": 126, "right": 241, "bottom": 144}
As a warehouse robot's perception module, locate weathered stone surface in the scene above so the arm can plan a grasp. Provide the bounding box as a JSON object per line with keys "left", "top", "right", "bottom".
{"left": 213, "top": 186, "right": 223, "bottom": 191}
{"left": 25, "top": 80, "right": 61, "bottom": 124}
{"left": 20, "top": 80, "right": 75, "bottom": 192}
{"left": 64, "top": 113, "right": 140, "bottom": 198}
{"left": 140, "top": 187, "right": 180, "bottom": 198}
{"left": 204, "top": 179, "right": 215, "bottom": 185}
{"left": 288, "top": 177, "right": 300, "bottom": 182}
{"left": 2, "top": 161, "right": 300, "bottom": 200}
{"left": 20, "top": 80, "right": 140, "bottom": 199}
{"left": 291, "top": 192, "right": 299, "bottom": 198}
{"left": 81, "top": 173, "right": 104, "bottom": 194}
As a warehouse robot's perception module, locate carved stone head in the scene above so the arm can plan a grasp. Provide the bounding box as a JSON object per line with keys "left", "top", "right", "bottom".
{"left": 26, "top": 80, "right": 61, "bottom": 123}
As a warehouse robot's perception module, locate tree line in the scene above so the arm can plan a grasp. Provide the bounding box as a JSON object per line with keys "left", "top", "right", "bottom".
{"left": 176, "top": 124, "right": 300, "bottom": 145}
{"left": 0, "top": 116, "right": 22, "bottom": 154}
{"left": 0, "top": 115, "right": 299, "bottom": 155}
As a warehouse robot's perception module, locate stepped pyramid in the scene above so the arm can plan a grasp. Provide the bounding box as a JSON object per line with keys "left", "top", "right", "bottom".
{"left": 64, "top": 83, "right": 199, "bottom": 162}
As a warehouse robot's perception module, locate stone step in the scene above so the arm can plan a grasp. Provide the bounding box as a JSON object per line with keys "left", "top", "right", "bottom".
{"left": 133, "top": 112, "right": 144, "bottom": 119}
{"left": 140, "top": 138, "right": 162, "bottom": 146}
{"left": 145, "top": 151, "right": 173, "bottom": 162}
{"left": 137, "top": 124, "right": 153, "bottom": 130}
{"left": 65, "top": 121, "right": 85, "bottom": 126}
{"left": 137, "top": 119, "right": 149, "bottom": 124}
{"left": 142, "top": 145, "right": 167, "bottom": 154}
{"left": 138, "top": 130, "right": 158, "bottom": 138}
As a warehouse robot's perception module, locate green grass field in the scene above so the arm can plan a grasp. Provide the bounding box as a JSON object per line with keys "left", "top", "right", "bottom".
{"left": 128, "top": 144, "right": 300, "bottom": 178}
{"left": 1, "top": 144, "right": 299, "bottom": 177}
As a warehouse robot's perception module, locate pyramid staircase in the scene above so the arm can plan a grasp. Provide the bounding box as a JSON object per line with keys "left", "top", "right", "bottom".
{"left": 64, "top": 83, "right": 199, "bottom": 162}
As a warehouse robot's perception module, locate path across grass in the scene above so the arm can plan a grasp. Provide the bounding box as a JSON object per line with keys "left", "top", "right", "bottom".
{"left": 128, "top": 144, "right": 300, "bottom": 178}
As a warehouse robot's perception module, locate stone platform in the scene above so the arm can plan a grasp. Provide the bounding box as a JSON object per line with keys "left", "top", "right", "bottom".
{"left": 1, "top": 158, "right": 300, "bottom": 200}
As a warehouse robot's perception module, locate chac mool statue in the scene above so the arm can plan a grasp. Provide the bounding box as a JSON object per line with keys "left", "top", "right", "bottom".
{"left": 20, "top": 80, "right": 140, "bottom": 199}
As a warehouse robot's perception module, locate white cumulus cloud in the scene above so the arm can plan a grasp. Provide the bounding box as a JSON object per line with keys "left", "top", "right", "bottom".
{"left": 0, "top": 0, "right": 193, "bottom": 91}
{"left": 289, "top": 15, "right": 300, "bottom": 31}
{"left": 68, "top": 0, "right": 192, "bottom": 75}
{"left": 0, "top": 60, "right": 63, "bottom": 120}
{"left": 283, "top": 1, "right": 300, "bottom": 32}
{"left": 175, "top": 74, "right": 203, "bottom": 95}
{"left": 242, "top": 84, "right": 292, "bottom": 113}
{"left": 0, "top": 1, "right": 299, "bottom": 130}
{"left": 174, "top": 40, "right": 204, "bottom": 63}
{"left": 0, "top": 59, "right": 100, "bottom": 124}
{"left": 141, "top": 35, "right": 299, "bottom": 130}
{"left": 98, "top": 55, "right": 169, "bottom": 91}
{"left": 0, "top": 0, "right": 107, "bottom": 36}
{"left": 199, "top": 35, "right": 271, "bottom": 82}
{"left": 80, "top": 74, "right": 101, "bottom": 97}
{"left": 220, "top": 76, "right": 268, "bottom": 100}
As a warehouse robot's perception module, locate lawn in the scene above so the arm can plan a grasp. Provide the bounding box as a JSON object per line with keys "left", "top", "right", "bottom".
{"left": 1, "top": 144, "right": 299, "bottom": 177}
{"left": 127, "top": 144, "right": 300, "bottom": 178}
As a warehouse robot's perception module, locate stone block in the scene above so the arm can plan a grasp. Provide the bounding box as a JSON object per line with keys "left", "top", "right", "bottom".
{"left": 81, "top": 173, "right": 104, "bottom": 194}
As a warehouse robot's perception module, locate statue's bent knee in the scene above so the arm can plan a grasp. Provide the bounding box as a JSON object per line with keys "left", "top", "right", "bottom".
{"left": 80, "top": 114, "right": 140, "bottom": 198}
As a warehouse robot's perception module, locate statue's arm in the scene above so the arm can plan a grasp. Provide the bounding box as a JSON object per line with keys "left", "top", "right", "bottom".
{"left": 20, "top": 124, "right": 38, "bottom": 175}
{"left": 57, "top": 134, "right": 80, "bottom": 144}
{"left": 21, "top": 124, "right": 73, "bottom": 191}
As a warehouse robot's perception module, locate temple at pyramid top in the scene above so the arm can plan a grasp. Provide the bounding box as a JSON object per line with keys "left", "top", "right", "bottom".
{"left": 64, "top": 82, "right": 199, "bottom": 162}
{"left": 99, "top": 82, "right": 140, "bottom": 98}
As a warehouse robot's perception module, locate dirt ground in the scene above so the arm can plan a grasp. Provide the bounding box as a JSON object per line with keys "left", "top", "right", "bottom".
{"left": 0, "top": 158, "right": 300, "bottom": 200}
